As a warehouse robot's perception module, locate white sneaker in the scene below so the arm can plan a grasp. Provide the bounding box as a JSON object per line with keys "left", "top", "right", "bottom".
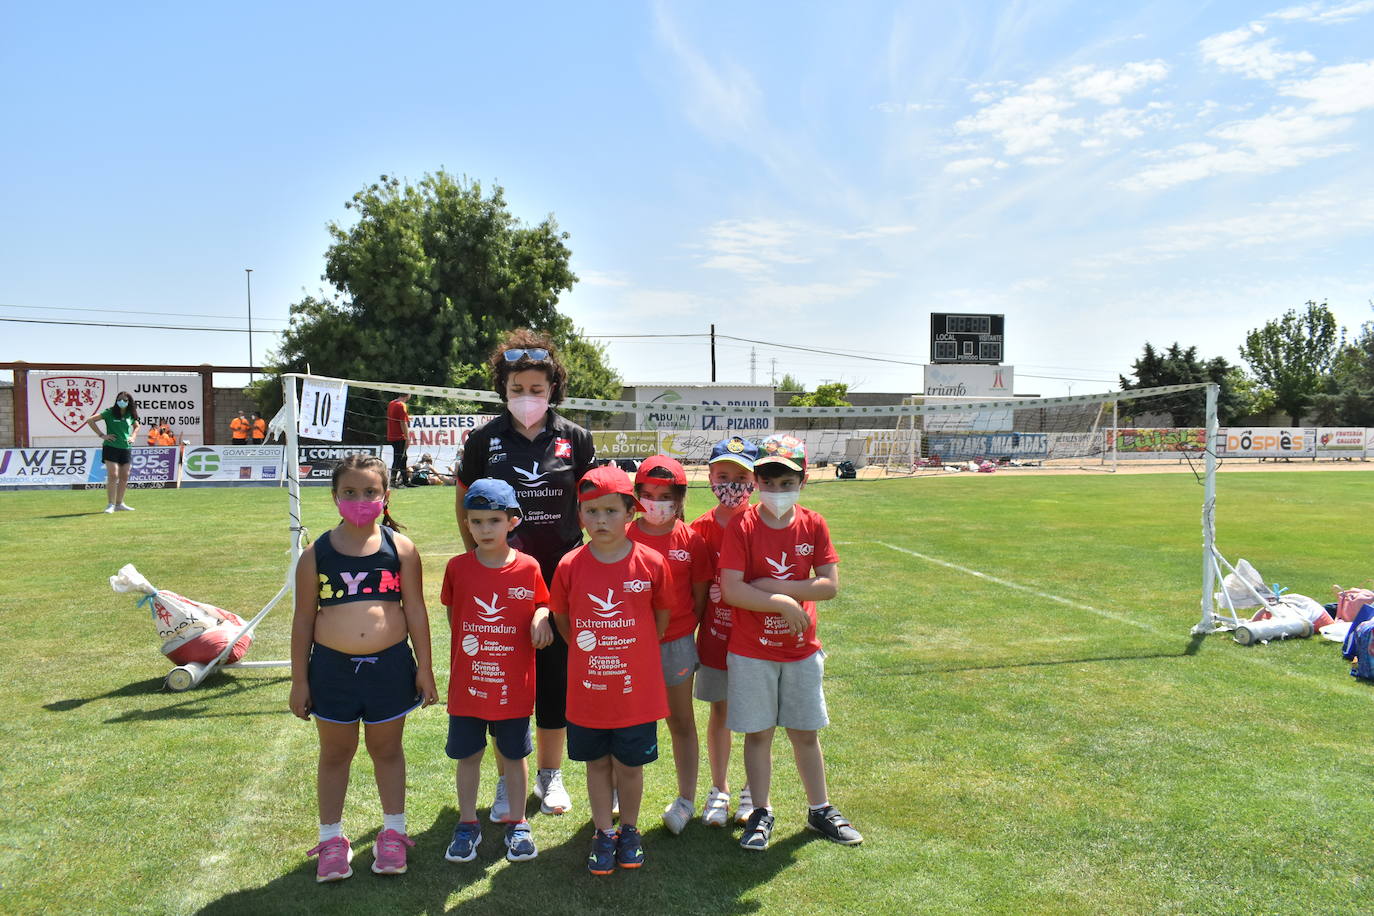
{"left": 103, "top": 504, "right": 116, "bottom": 514}
{"left": 536, "top": 768, "right": 571, "bottom": 815}
{"left": 115, "top": 503, "right": 135, "bottom": 511}
{"left": 663, "top": 795, "right": 694, "bottom": 835}
{"left": 702, "top": 787, "right": 730, "bottom": 828}
{"left": 735, "top": 785, "right": 754, "bottom": 826}
{"left": 489, "top": 776, "right": 509, "bottom": 823}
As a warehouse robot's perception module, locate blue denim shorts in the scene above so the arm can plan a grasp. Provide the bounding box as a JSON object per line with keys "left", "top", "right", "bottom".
{"left": 308, "top": 639, "right": 420, "bottom": 725}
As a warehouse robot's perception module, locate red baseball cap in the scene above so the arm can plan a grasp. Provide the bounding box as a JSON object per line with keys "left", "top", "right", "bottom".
{"left": 634, "top": 454, "right": 687, "bottom": 486}
{"left": 577, "top": 465, "right": 645, "bottom": 512}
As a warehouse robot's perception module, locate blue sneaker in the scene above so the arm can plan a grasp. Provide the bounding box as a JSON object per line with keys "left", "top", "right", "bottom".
{"left": 444, "top": 821, "right": 482, "bottom": 862}
{"left": 504, "top": 820, "right": 537, "bottom": 862}
{"left": 615, "top": 824, "right": 644, "bottom": 869}
{"left": 587, "top": 828, "right": 617, "bottom": 875}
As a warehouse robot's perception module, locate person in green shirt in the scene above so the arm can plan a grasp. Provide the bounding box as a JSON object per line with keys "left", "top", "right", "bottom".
{"left": 84, "top": 391, "right": 141, "bottom": 513}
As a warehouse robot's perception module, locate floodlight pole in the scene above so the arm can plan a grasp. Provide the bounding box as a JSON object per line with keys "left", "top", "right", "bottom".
{"left": 245, "top": 268, "right": 255, "bottom": 382}
{"left": 710, "top": 323, "right": 717, "bottom": 382}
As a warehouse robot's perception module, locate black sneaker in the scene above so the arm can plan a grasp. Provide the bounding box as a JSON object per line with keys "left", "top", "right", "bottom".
{"left": 806, "top": 804, "right": 863, "bottom": 845}
{"left": 739, "top": 807, "right": 774, "bottom": 851}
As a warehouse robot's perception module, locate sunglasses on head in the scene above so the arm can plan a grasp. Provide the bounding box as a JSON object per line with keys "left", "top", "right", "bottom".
{"left": 502, "top": 348, "right": 549, "bottom": 363}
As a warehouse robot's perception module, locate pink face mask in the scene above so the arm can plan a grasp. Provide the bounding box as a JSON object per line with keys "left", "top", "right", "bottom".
{"left": 507, "top": 395, "right": 549, "bottom": 428}
{"left": 338, "top": 498, "right": 384, "bottom": 527}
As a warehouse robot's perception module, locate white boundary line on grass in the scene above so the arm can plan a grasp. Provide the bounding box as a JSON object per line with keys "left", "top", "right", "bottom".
{"left": 873, "top": 540, "right": 1163, "bottom": 634}
{"left": 868, "top": 540, "right": 1374, "bottom": 698}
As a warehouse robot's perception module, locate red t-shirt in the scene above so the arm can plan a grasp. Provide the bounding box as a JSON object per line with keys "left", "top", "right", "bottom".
{"left": 689, "top": 509, "right": 739, "bottom": 670}
{"left": 440, "top": 550, "right": 549, "bottom": 719}
{"left": 718, "top": 505, "right": 839, "bottom": 662}
{"left": 550, "top": 542, "right": 671, "bottom": 729}
{"left": 386, "top": 398, "right": 409, "bottom": 441}
{"left": 627, "top": 519, "right": 713, "bottom": 643}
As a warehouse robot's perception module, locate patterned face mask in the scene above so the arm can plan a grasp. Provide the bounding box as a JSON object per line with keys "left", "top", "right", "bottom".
{"left": 710, "top": 481, "right": 754, "bottom": 508}
{"left": 639, "top": 499, "right": 677, "bottom": 525}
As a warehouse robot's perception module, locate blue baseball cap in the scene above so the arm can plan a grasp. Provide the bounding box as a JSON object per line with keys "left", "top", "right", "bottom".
{"left": 463, "top": 478, "right": 521, "bottom": 512}
{"left": 709, "top": 436, "right": 760, "bottom": 471}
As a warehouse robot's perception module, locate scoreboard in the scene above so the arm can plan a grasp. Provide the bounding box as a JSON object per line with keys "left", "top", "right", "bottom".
{"left": 930, "top": 313, "right": 1004, "bottom": 364}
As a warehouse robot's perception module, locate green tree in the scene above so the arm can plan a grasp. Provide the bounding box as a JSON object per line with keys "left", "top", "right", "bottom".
{"left": 1118, "top": 342, "right": 1243, "bottom": 424}
{"left": 261, "top": 171, "right": 619, "bottom": 436}
{"left": 1311, "top": 303, "right": 1374, "bottom": 425}
{"left": 1239, "top": 301, "right": 1342, "bottom": 425}
{"left": 789, "top": 382, "right": 851, "bottom": 407}
{"left": 777, "top": 372, "right": 804, "bottom": 392}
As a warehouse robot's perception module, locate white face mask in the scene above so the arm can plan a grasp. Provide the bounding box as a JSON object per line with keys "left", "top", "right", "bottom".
{"left": 507, "top": 395, "right": 549, "bottom": 428}
{"left": 759, "top": 490, "right": 800, "bottom": 517}
{"left": 640, "top": 499, "right": 677, "bottom": 526}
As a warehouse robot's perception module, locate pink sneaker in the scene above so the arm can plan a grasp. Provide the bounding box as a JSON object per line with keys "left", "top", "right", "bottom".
{"left": 371, "top": 828, "right": 414, "bottom": 875}
{"left": 307, "top": 835, "right": 353, "bottom": 883}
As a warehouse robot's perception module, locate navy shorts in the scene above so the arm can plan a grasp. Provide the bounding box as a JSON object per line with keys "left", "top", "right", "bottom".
{"left": 446, "top": 715, "right": 533, "bottom": 761}
{"left": 567, "top": 721, "right": 659, "bottom": 767}
{"left": 308, "top": 639, "right": 420, "bottom": 725}
{"left": 101, "top": 445, "right": 131, "bottom": 466}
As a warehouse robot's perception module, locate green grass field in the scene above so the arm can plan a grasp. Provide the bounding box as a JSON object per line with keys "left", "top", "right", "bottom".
{"left": 3, "top": 470, "right": 1371, "bottom": 915}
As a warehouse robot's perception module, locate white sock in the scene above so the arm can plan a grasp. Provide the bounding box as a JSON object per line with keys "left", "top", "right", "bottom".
{"left": 382, "top": 812, "right": 407, "bottom": 834}
{"left": 319, "top": 821, "right": 343, "bottom": 842}
{"left": 808, "top": 801, "right": 829, "bottom": 811}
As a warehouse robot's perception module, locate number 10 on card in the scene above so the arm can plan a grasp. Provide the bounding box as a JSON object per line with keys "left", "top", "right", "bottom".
{"left": 299, "top": 378, "right": 347, "bottom": 441}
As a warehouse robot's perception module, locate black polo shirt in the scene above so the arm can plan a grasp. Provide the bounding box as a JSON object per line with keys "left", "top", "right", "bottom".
{"left": 458, "top": 409, "right": 596, "bottom": 582}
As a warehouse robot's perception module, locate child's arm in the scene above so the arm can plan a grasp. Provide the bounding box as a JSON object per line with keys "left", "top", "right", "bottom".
{"left": 745, "top": 564, "right": 839, "bottom": 603}
{"left": 289, "top": 546, "right": 319, "bottom": 720}
{"left": 721, "top": 569, "right": 808, "bottom": 636}
{"left": 654, "top": 605, "right": 670, "bottom": 639}
{"left": 692, "top": 581, "right": 709, "bottom": 623}
{"left": 531, "top": 605, "right": 553, "bottom": 649}
{"left": 397, "top": 534, "right": 439, "bottom": 707}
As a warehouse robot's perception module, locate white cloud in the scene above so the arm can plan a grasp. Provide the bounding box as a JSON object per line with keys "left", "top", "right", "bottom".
{"left": 1270, "top": 1, "right": 1374, "bottom": 24}
{"left": 874, "top": 101, "right": 945, "bottom": 114}
{"left": 943, "top": 157, "right": 1004, "bottom": 174}
{"left": 1065, "top": 60, "right": 1169, "bottom": 104}
{"left": 1022, "top": 155, "right": 1064, "bottom": 166}
{"left": 954, "top": 88, "right": 1084, "bottom": 155}
{"left": 577, "top": 270, "right": 630, "bottom": 288}
{"left": 1199, "top": 22, "right": 1315, "bottom": 80}
{"left": 1281, "top": 60, "right": 1374, "bottom": 115}
{"left": 837, "top": 225, "right": 919, "bottom": 240}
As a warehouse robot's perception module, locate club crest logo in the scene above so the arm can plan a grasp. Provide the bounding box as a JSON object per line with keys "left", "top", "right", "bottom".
{"left": 554, "top": 437, "right": 572, "bottom": 459}
{"left": 41, "top": 376, "right": 105, "bottom": 432}
{"left": 668, "top": 548, "right": 690, "bottom": 562}
{"left": 622, "top": 579, "right": 651, "bottom": 593}
{"left": 507, "top": 586, "right": 535, "bottom": 601}
{"left": 795, "top": 543, "right": 815, "bottom": 557}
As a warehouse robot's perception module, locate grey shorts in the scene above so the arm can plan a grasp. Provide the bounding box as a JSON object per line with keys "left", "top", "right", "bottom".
{"left": 693, "top": 664, "right": 728, "bottom": 703}
{"left": 725, "top": 649, "right": 828, "bottom": 733}
{"left": 660, "top": 634, "right": 699, "bottom": 688}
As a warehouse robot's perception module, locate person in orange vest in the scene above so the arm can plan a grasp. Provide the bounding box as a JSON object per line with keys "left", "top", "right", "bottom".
{"left": 251, "top": 412, "right": 267, "bottom": 444}
{"left": 160, "top": 425, "right": 178, "bottom": 446}
{"left": 147, "top": 425, "right": 161, "bottom": 446}
{"left": 230, "top": 410, "right": 250, "bottom": 444}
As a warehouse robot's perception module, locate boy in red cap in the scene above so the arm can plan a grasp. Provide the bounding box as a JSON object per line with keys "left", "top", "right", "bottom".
{"left": 550, "top": 465, "right": 671, "bottom": 874}
{"left": 719, "top": 434, "right": 863, "bottom": 851}
{"left": 627, "top": 455, "right": 713, "bottom": 835}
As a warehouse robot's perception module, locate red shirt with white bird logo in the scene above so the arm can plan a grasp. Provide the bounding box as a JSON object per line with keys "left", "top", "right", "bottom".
{"left": 440, "top": 550, "right": 549, "bottom": 719}
{"left": 627, "top": 519, "right": 714, "bottom": 643}
{"left": 550, "top": 542, "right": 671, "bottom": 728}
{"left": 718, "top": 505, "right": 839, "bottom": 662}
{"left": 689, "top": 510, "right": 736, "bottom": 670}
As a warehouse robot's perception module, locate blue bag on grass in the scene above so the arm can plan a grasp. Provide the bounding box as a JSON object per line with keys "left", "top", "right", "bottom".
{"left": 1348, "top": 617, "right": 1374, "bottom": 681}
{"left": 1340, "top": 604, "right": 1374, "bottom": 661}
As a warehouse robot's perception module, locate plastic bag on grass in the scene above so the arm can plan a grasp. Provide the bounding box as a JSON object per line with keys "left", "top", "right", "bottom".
{"left": 110, "top": 564, "right": 252, "bottom": 665}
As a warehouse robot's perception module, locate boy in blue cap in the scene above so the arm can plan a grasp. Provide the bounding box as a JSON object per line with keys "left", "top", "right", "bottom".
{"left": 441, "top": 479, "right": 553, "bottom": 863}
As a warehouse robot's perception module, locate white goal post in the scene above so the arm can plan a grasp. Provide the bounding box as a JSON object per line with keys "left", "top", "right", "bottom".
{"left": 279, "top": 374, "right": 1223, "bottom": 635}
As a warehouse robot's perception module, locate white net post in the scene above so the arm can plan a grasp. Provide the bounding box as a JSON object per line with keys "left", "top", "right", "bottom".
{"left": 283, "top": 374, "right": 306, "bottom": 568}
{"left": 1193, "top": 383, "right": 1221, "bottom": 634}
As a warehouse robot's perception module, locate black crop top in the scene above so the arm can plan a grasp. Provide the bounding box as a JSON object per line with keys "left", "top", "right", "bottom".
{"left": 314, "top": 526, "right": 402, "bottom": 607}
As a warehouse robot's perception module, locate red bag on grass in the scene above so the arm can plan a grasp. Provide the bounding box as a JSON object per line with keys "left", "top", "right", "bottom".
{"left": 110, "top": 564, "right": 252, "bottom": 665}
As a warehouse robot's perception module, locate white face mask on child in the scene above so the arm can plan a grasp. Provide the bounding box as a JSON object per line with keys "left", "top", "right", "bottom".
{"left": 639, "top": 499, "right": 677, "bottom": 526}
{"left": 759, "top": 490, "right": 800, "bottom": 517}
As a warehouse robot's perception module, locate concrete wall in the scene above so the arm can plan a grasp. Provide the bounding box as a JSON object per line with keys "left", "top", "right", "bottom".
{"left": 211, "top": 387, "right": 259, "bottom": 444}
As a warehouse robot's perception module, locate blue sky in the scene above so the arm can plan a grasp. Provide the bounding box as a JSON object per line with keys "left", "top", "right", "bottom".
{"left": 2, "top": 1, "right": 1371, "bottom": 396}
